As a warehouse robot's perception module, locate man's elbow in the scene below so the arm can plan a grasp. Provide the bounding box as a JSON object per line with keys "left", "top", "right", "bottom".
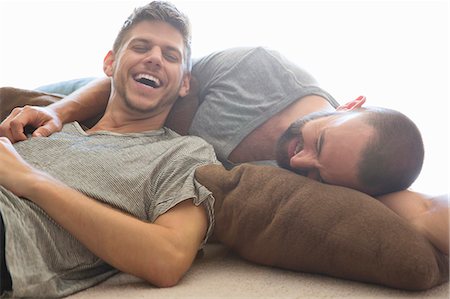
{"left": 142, "top": 250, "right": 192, "bottom": 288}
{"left": 150, "top": 266, "right": 183, "bottom": 288}
{"left": 150, "top": 273, "right": 182, "bottom": 288}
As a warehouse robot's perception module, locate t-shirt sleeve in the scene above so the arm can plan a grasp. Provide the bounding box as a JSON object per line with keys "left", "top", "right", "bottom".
{"left": 148, "top": 136, "right": 218, "bottom": 246}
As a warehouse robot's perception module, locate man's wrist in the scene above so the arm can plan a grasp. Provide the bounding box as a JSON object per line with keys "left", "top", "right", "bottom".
{"left": 48, "top": 101, "right": 72, "bottom": 124}
{"left": 20, "top": 170, "right": 60, "bottom": 201}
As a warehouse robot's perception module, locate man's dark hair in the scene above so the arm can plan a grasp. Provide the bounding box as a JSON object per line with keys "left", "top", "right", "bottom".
{"left": 112, "top": 1, "right": 192, "bottom": 71}
{"left": 357, "top": 107, "right": 424, "bottom": 195}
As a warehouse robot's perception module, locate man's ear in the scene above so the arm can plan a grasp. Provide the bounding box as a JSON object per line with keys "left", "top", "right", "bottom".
{"left": 178, "top": 73, "right": 191, "bottom": 98}
{"left": 337, "top": 96, "right": 366, "bottom": 111}
{"left": 103, "top": 51, "right": 115, "bottom": 77}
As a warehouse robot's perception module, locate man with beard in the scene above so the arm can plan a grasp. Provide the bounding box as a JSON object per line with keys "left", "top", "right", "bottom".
{"left": 275, "top": 97, "right": 424, "bottom": 196}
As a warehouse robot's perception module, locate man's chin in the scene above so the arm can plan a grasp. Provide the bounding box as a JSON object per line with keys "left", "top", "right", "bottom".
{"left": 275, "top": 158, "right": 308, "bottom": 177}
{"left": 275, "top": 140, "right": 291, "bottom": 169}
{"left": 275, "top": 149, "right": 290, "bottom": 170}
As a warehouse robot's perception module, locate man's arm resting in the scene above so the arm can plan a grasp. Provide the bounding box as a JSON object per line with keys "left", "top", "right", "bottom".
{"left": 47, "top": 77, "right": 111, "bottom": 125}
{"left": 0, "top": 77, "right": 111, "bottom": 142}
{"left": 378, "top": 190, "right": 449, "bottom": 255}
{"left": 24, "top": 171, "right": 207, "bottom": 287}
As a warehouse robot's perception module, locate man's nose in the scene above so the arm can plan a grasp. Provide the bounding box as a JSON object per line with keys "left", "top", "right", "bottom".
{"left": 290, "top": 150, "right": 317, "bottom": 169}
{"left": 290, "top": 150, "right": 320, "bottom": 179}
{"left": 144, "top": 47, "right": 163, "bottom": 67}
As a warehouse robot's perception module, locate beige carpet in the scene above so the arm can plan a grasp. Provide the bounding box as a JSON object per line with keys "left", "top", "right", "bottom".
{"left": 68, "top": 244, "right": 449, "bottom": 299}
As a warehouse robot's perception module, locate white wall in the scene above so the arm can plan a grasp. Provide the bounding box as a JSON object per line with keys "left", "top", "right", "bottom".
{"left": 1, "top": 0, "right": 448, "bottom": 195}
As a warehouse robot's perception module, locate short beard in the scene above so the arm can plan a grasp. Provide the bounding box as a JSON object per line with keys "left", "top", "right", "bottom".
{"left": 276, "top": 110, "right": 336, "bottom": 174}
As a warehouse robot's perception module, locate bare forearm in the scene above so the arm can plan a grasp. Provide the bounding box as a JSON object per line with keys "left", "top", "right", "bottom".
{"left": 379, "top": 191, "right": 449, "bottom": 255}
{"left": 412, "top": 194, "right": 449, "bottom": 255}
{"left": 25, "top": 172, "right": 194, "bottom": 286}
{"left": 48, "top": 77, "right": 111, "bottom": 124}
{"left": 0, "top": 136, "right": 206, "bottom": 286}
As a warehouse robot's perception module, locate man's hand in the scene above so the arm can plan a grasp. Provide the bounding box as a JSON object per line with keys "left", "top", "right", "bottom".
{"left": 0, "top": 105, "right": 62, "bottom": 143}
{"left": 0, "top": 137, "right": 40, "bottom": 197}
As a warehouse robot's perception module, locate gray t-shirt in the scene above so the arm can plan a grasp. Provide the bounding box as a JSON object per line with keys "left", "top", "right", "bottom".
{"left": 0, "top": 122, "right": 218, "bottom": 298}
{"left": 190, "top": 47, "right": 340, "bottom": 163}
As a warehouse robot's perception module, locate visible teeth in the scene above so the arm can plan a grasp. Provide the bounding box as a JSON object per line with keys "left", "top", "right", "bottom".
{"left": 294, "top": 142, "right": 301, "bottom": 155}
{"left": 135, "top": 73, "right": 161, "bottom": 88}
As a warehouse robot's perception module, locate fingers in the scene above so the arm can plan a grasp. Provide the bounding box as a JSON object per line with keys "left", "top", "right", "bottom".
{"left": 336, "top": 96, "right": 367, "bottom": 111}
{"left": 0, "top": 105, "right": 55, "bottom": 143}
{"left": 0, "top": 107, "right": 27, "bottom": 142}
{"left": 32, "top": 121, "right": 59, "bottom": 138}
{"left": 9, "top": 115, "right": 30, "bottom": 142}
{"left": 353, "top": 95, "right": 366, "bottom": 108}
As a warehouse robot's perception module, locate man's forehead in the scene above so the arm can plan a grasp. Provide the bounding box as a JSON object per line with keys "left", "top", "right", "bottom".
{"left": 123, "top": 20, "right": 185, "bottom": 50}
{"left": 303, "top": 111, "right": 366, "bottom": 130}
{"left": 330, "top": 111, "right": 365, "bottom": 126}
{"left": 291, "top": 110, "right": 337, "bottom": 128}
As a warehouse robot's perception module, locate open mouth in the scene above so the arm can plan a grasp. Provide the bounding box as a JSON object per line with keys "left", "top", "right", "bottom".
{"left": 288, "top": 139, "right": 299, "bottom": 159}
{"left": 135, "top": 73, "right": 161, "bottom": 88}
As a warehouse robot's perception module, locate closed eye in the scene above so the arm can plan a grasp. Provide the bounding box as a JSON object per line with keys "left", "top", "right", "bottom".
{"left": 130, "top": 40, "right": 149, "bottom": 53}
{"left": 132, "top": 46, "right": 148, "bottom": 53}
{"left": 317, "top": 129, "right": 326, "bottom": 157}
{"left": 315, "top": 130, "right": 326, "bottom": 183}
{"left": 164, "top": 52, "right": 180, "bottom": 63}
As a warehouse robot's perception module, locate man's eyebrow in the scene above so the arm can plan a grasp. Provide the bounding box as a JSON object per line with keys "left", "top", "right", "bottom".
{"left": 129, "top": 38, "right": 149, "bottom": 44}
{"left": 132, "top": 38, "right": 146, "bottom": 43}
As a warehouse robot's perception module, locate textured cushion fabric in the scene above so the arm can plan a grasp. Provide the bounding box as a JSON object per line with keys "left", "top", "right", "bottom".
{"left": 0, "top": 87, "right": 100, "bottom": 129}
{"left": 0, "top": 87, "right": 61, "bottom": 121}
{"left": 195, "top": 163, "right": 449, "bottom": 290}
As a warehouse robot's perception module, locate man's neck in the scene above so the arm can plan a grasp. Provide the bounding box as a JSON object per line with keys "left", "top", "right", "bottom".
{"left": 86, "top": 95, "right": 171, "bottom": 134}
{"left": 87, "top": 108, "right": 168, "bottom": 134}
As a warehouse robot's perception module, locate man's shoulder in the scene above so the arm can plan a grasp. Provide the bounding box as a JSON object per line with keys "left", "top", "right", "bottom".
{"left": 162, "top": 128, "right": 218, "bottom": 164}
{"left": 164, "top": 127, "right": 209, "bottom": 144}
{"left": 172, "top": 134, "right": 216, "bottom": 155}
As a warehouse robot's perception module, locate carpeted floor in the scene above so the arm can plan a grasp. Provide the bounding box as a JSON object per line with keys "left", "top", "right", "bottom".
{"left": 68, "top": 244, "right": 449, "bottom": 299}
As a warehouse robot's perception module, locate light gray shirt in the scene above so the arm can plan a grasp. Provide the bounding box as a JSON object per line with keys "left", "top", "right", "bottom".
{"left": 0, "top": 122, "right": 218, "bottom": 298}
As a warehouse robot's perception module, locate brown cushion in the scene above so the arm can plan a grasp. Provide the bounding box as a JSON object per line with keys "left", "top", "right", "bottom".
{"left": 195, "top": 163, "right": 449, "bottom": 290}
{"left": 0, "top": 87, "right": 62, "bottom": 121}
{"left": 0, "top": 87, "right": 102, "bottom": 128}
